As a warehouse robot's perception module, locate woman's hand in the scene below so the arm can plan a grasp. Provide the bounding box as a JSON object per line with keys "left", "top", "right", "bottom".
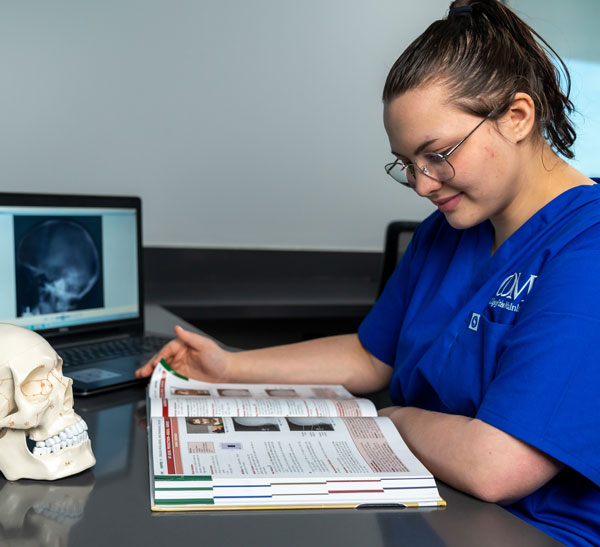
{"left": 135, "top": 325, "right": 231, "bottom": 382}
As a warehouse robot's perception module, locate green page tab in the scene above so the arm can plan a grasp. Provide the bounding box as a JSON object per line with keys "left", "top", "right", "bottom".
{"left": 159, "top": 359, "right": 189, "bottom": 381}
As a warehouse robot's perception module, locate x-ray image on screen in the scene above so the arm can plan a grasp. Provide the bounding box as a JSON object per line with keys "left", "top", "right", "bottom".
{"left": 14, "top": 216, "right": 104, "bottom": 317}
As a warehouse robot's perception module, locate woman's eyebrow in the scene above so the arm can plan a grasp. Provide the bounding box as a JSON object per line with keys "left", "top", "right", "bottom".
{"left": 391, "top": 137, "right": 439, "bottom": 159}
{"left": 414, "top": 138, "right": 439, "bottom": 156}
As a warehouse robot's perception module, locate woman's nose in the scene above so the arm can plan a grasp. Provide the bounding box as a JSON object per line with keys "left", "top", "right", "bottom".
{"left": 413, "top": 169, "right": 443, "bottom": 197}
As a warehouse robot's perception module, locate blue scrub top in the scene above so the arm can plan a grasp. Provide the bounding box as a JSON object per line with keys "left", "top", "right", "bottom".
{"left": 359, "top": 184, "right": 600, "bottom": 547}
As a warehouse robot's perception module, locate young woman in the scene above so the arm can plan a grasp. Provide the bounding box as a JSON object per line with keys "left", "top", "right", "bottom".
{"left": 137, "top": 2, "right": 599, "bottom": 544}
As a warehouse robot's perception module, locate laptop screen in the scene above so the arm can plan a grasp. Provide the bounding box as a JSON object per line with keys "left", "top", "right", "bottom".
{"left": 0, "top": 194, "right": 142, "bottom": 335}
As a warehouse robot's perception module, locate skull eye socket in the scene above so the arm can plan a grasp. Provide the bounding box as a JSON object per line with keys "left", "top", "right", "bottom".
{"left": 21, "top": 364, "right": 53, "bottom": 402}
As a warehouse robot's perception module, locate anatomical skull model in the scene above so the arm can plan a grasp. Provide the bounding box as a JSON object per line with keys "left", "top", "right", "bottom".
{"left": 0, "top": 324, "right": 95, "bottom": 480}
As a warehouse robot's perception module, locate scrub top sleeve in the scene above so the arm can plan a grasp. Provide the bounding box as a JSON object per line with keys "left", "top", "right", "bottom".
{"left": 476, "top": 244, "right": 600, "bottom": 487}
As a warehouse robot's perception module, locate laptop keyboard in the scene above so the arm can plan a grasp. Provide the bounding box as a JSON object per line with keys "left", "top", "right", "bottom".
{"left": 59, "top": 335, "right": 171, "bottom": 367}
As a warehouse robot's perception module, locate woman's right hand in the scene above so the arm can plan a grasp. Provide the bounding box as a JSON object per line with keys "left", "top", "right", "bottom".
{"left": 135, "top": 325, "right": 232, "bottom": 382}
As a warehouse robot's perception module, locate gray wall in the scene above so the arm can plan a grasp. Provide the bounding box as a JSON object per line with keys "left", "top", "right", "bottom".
{"left": 1, "top": 1, "right": 597, "bottom": 250}
{"left": 512, "top": 0, "right": 600, "bottom": 179}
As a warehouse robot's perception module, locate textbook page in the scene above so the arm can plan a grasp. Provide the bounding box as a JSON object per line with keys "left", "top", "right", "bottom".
{"left": 148, "top": 361, "right": 377, "bottom": 418}
{"left": 150, "top": 415, "right": 444, "bottom": 509}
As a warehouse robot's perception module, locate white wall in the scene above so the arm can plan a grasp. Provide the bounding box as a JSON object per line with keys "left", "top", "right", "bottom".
{"left": 1, "top": 1, "right": 597, "bottom": 250}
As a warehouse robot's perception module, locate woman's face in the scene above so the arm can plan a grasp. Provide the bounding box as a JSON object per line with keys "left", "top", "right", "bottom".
{"left": 384, "top": 83, "right": 524, "bottom": 231}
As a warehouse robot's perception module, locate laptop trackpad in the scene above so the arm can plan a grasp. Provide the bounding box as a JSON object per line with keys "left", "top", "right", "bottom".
{"left": 70, "top": 368, "right": 123, "bottom": 384}
{"left": 69, "top": 357, "right": 141, "bottom": 393}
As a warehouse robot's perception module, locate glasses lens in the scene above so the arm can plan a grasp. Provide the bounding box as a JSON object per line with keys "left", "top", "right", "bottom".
{"left": 422, "top": 153, "right": 454, "bottom": 182}
{"left": 385, "top": 154, "right": 455, "bottom": 187}
{"left": 385, "top": 162, "right": 414, "bottom": 187}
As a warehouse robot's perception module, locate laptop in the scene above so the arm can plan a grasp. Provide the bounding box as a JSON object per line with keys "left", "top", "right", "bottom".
{"left": 0, "top": 192, "right": 171, "bottom": 396}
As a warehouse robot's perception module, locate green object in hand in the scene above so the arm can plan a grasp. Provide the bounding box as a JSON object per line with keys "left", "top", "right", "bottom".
{"left": 160, "top": 358, "right": 189, "bottom": 381}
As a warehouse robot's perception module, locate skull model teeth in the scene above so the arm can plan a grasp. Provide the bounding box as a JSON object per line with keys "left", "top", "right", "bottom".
{"left": 31, "top": 418, "right": 89, "bottom": 455}
{"left": 0, "top": 324, "right": 95, "bottom": 480}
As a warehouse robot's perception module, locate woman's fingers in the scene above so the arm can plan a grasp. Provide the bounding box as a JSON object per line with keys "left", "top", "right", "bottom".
{"left": 135, "top": 326, "right": 222, "bottom": 380}
{"left": 174, "top": 325, "right": 208, "bottom": 349}
{"left": 135, "top": 358, "right": 156, "bottom": 378}
{"left": 135, "top": 330, "right": 184, "bottom": 377}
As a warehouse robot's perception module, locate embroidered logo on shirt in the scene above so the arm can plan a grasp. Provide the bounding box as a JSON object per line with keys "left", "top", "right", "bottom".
{"left": 469, "top": 313, "right": 481, "bottom": 331}
{"left": 488, "top": 272, "right": 538, "bottom": 313}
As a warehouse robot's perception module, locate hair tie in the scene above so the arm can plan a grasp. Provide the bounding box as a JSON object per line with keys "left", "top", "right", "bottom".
{"left": 449, "top": 5, "right": 473, "bottom": 17}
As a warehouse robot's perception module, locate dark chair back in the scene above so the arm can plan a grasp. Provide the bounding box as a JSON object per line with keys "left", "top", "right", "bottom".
{"left": 378, "top": 221, "right": 420, "bottom": 297}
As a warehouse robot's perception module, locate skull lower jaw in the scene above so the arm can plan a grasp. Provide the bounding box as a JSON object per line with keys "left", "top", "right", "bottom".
{"left": 0, "top": 429, "right": 95, "bottom": 481}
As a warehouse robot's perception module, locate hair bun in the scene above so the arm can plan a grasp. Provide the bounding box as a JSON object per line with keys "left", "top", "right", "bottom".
{"left": 448, "top": 5, "right": 473, "bottom": 17}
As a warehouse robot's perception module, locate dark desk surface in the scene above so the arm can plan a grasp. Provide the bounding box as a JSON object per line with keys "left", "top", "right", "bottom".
{"left": 0, "top": 306, "right": 564, "bottom": 547}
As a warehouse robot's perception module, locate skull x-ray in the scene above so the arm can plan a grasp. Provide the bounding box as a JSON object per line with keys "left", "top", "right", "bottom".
{"left": 14, "top": 216, "right": 104, "bottom": 317}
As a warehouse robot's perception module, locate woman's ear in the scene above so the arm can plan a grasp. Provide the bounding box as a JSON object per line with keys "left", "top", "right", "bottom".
{"left": 502, "top": 92, "right": 536, "bottom": 144}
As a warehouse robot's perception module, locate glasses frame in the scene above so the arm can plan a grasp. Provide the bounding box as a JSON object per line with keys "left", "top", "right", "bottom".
{"left": 385, "top": 111, "right": 494, "bottom": 189}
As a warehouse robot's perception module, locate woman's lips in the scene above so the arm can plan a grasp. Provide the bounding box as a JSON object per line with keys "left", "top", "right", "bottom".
{"left": 434, "top": 193, "right": 462, "bottom": 213}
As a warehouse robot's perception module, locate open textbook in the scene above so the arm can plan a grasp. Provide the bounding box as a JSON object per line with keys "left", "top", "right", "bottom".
{"left": 148, "top": 360, "right": 445, "bottom": 511}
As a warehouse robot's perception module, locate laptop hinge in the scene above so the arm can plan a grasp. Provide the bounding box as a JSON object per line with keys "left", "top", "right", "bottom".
{"left": 46, "top": 324, "right": 144, "bottom": 348}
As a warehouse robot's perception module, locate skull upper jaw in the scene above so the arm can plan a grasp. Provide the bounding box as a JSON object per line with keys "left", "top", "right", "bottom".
{"left": 0, "top": 428, "right": 95, "bottom": 481}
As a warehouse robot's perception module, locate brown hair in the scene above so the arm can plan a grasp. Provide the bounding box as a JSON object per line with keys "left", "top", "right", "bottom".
{"left": 382, "top": 0, "right": 576, "bottom": 158}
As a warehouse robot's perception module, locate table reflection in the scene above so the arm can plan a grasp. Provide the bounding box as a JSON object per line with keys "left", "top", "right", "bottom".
{"left": 77, "top": 401, "right": 138, "bottom": 480}
{"left": 0, "top": 474, "right": 94, "bottom": 547}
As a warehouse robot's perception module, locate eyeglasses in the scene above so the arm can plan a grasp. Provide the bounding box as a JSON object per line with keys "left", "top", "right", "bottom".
{"left": 384, "top": 112, "right": 493, "bottom": 189}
